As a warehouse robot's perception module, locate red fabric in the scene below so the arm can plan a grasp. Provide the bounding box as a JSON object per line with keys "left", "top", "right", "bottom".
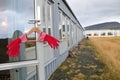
{"left": 6, "top": 38, "right": 21, "bottom": 57}
{"left": 44, "top": 34, "right": 60, "bottom": 49}
{"left": 6, "top": 33, "right": 28, "bottom": 57}
{"left": 19, "top": 33, "right": 28, "bottom": 43}
{"left": 37, "top": 32, "right": 46, "bottom": 42}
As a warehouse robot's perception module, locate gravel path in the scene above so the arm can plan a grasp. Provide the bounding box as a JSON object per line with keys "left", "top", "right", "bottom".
{"left": 49, "top": 39, "right": 105, "bottom": 80}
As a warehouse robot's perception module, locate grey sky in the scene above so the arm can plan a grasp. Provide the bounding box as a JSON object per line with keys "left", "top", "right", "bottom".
{"left": 66, "top": 0, "right": 120, "bottom": 27}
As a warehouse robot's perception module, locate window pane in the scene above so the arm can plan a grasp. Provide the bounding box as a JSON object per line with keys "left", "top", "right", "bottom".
{"left": 94, "top": 33, "right": 98, "bottom": 36}
{"left": 59, "top": 11, "right": 62, "bottom": 40}
{"left": 71, "top": 22, "right": 74, "bottom": 44}
{"left": 58, "top": 11, "right": 67, "bottom": 40}
{"left": 101, "top": 32, "right": 106, "bottom": 36}
{"left": 87, "top": 34, "right": 92, "bottom": 36}
{"left": 0, "top": 0, "right": 36, "bottom": 63}
{"left": 108, "top": 32, "right": 113, "bottom": 35}
{"left": 47, "top": 2, "right": 53, "bottom": 35}
{"left": 61, "top": 13, "right": 66, "bottom": 40}
{"left": 0, "top": 66, "right": 38, "bottom": 80}
{"left": 67, "top": 18, "right": 70, "bottom": 47}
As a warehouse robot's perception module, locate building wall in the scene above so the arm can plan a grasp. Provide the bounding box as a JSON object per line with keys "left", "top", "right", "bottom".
{"left": 41, "top": 0, "right": 84, "bottom": 79}
{"left": 0, "top": 0, "right": 84, "bottom": 80}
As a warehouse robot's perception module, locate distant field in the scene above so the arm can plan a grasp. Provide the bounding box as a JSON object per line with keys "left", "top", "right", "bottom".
{"left": 90, "top": 37, "right": 120, "bottom": 79}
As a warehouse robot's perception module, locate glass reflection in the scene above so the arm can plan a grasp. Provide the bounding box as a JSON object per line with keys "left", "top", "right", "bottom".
{"left": 0, "top": 0, "right": 36, "bottom": 63}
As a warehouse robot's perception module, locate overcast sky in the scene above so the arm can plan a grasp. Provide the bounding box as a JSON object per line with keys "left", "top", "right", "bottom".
{"left": 66, "top": 0, "right": 120, "bottom": 27}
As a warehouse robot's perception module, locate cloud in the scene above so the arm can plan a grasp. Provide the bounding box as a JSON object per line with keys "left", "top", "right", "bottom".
{"left": 66, "top": 0, "right": 120, "bottom": 27}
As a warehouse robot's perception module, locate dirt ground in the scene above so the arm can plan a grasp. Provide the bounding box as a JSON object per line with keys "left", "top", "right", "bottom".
{"left": 49, "top": 39, "right": 105, "bottom": 80}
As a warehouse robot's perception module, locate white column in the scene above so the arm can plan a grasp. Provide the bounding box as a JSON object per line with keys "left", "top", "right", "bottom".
{"left": 35, "top": 0, "right": 45, "bottom": 80}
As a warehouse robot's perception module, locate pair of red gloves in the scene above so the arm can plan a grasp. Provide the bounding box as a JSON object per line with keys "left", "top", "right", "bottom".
{"left": 6, "top": 32, "right": 60, "bottom": 57}
{"left": 38, "top": 32, "right": 60, "bottom": 49}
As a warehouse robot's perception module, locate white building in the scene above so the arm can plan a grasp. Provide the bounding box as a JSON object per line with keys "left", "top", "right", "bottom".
{"left": 85, "top": 22, "right": 120, "bottom": 37}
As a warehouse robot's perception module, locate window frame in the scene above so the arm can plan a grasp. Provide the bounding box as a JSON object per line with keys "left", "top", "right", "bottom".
{"left": 44, "top": 0, "right": 53, "bottom": 36}
{"left": 58, "top": 10, "right": 66, "bottom": 41}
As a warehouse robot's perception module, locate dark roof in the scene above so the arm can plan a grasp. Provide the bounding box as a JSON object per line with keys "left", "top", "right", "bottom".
{"left": 85, "top": 22, "right": 120, "bottom": 30}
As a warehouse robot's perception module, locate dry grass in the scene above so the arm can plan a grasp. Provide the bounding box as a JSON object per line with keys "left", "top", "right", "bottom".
{"left": 49, "top": 38, "right": 120, "bottom": 80}
{"left": 90, "top": 37, "right": 120, "bottom": 79}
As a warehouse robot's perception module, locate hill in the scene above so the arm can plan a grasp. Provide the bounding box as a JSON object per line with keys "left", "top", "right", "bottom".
{"left": 85, "top": 22, "right": 120, "bottom": 30}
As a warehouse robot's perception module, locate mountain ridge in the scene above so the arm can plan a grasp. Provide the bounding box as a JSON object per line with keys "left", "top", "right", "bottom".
{"left": 85, "top": 22, "right": 120, "bottom": 30}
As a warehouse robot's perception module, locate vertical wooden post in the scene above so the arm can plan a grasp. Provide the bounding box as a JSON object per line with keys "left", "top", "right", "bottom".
{"left": 35, "top": 0, "right": 45, "bottom": 80}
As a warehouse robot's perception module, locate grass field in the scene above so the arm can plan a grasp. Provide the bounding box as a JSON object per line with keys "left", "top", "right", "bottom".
{"left": 50, "top": 37, "right": 120, "bottom": 80}
{"left": 90, "top": 37, "right": 120, "bottom": 80}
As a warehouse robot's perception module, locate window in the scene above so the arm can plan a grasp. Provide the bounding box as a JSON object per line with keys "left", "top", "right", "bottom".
{"left": 42, "top": 1, "right": 53, "bottom": 35}
{"left": 58, "top": 10, "right": 66, "bottom": 41}
{"left": 108, "top": 32, "right": 113, "bottom": 36}
{"left": 72, "top": 24, "right": 77, "bottom": 44}
{"left": 58, "top": 10, "right": 62, "bottom": 40}
{"left": 71, "top": 22, "right": 74, "bottom": 44}
{"left": 0, "top": 0, "right": 36, "bottom": 63}
{"left": 87, "top": 34, "right": 92, "bottom": 36}
{"left": 62, "top": 25, "right": 65, "bottom": 32}
{"left": 0, "top": 66, "right": 38, "bottom": 80}
{"left": 62, "top": 13, "right": 66, "bottom": 40}
{"left": 0, "top": 0, "right": 39, "bottom": 80}
{"left": 66, "top": 18, "right": 70, "bottom": 47}
{"left": 94, "top": 33, "right": 98, "bottom": 36}
{"left": 47, "top": 1, "right": 53, "bottom": 35}
{"left": 114, "top": 32, "right": 117, "bottom": 36}
{"left": 58, "top": 10, "right": 68, "bottom": 54}
{"left": 74, "top": 25, "right": 77, "bottom": 43}
{"left": 101, "top": 32, "right": 106, "bottom": 36}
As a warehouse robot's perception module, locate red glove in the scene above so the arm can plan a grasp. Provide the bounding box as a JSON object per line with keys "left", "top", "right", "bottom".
{"left": 6, "top": 34, "right": 27, "bottom": 57}
{"left": 38, "top": 32, "right": 60, "bottom": 49}
{"left": 6, "top": 38, "right": 21, "bottom": 57}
